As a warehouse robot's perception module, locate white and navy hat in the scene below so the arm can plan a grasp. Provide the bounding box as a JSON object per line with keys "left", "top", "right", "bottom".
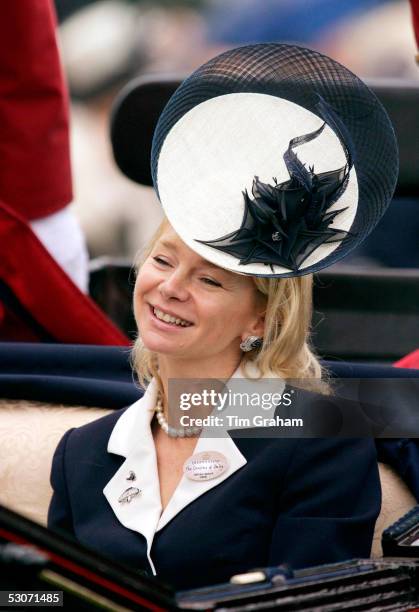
{"left": 114, "top": 44, "right": 399, "bottom": 277}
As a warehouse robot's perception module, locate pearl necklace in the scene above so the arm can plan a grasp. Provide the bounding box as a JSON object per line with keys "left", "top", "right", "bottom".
{"left": 155, "top": 393, "right": 201, "bottom": 438}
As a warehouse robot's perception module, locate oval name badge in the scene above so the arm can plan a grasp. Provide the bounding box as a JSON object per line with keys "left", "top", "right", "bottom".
{"left": 183, "top": 451, "right": 229, "bottom": 482}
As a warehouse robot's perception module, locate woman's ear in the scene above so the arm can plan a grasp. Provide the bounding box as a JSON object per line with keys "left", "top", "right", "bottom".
{"left": 254, "top": 312, "right": 265, "bottom": 338}
{"left": 243, "top": 309, "right": 265, "bottom": 342}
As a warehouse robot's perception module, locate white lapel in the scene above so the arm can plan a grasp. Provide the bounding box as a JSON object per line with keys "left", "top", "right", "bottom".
{"left": 103, "top": 364, "right": 284, "bottom": 573}
{"left": 103, "top": 379, "right": 161, "bottom": 575}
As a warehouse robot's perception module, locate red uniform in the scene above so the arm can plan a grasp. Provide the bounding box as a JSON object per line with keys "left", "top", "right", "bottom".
{"left": 395, "top": 350, "right": 419, "bottom": 370}
{"left": 0, "top": 0, "right": 72, "bottom": 219}
{"left": 410, "top": 0, "right": 419, "bottom": 50}
{"left": 0, "top": 0, "right": 129, "bottom": 345}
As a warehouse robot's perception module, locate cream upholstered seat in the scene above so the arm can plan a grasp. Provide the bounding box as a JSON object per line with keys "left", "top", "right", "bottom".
{"left": 0, "top": 399, "right": 112, "bottom": 526}
{"left": 0, "top": 399, "right": 415, "bottom": 557}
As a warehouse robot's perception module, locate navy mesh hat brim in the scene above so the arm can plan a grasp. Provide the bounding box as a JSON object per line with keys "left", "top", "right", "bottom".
{"left": 112, "top": 44, "right": 399, "bottom": 277}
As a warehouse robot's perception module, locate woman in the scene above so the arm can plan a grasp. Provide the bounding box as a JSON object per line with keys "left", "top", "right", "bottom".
{"left": 48, "top": 43, "right": 397, "bottom": 590}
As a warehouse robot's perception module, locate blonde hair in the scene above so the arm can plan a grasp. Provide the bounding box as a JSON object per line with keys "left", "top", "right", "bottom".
{"left": 132, "top": 218, "right": 329, "bottom": 394}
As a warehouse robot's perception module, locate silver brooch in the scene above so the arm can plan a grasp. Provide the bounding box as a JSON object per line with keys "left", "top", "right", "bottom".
{"left": 118, "top": 487, "right": 141, "bottom": 504}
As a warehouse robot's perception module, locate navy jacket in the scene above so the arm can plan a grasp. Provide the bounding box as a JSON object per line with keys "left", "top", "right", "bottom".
{"left": 48, "top": 374, "right": 381, "bottom": 591}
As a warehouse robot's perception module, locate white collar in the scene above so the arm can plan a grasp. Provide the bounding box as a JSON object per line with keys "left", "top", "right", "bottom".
{"left": 103, "top": 362, "right": 283, "bottom": 575}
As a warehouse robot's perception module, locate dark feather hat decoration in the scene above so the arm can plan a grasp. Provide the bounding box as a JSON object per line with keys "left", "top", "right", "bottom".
{"left": 197, "top": 109, "right": 354, "bottom": 272}
{"left": 150, "top": 44, "right": 398, "bottom": 277}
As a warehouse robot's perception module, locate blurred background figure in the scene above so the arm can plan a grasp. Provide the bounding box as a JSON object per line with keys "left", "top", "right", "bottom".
{"left": 56, "top": 0, "right": 207, "bottom": 259}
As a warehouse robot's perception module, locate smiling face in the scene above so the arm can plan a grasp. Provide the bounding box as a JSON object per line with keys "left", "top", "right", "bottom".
{"left": 133, "top": 224, "right": 265, "bottom": 373}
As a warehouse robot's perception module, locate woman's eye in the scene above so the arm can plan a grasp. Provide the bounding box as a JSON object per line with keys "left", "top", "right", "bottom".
{"left": 153, "top": 256, "right": 170, "bottom": 266}
{"left": 201, "top": 277, "right": 222, "bottom": 287}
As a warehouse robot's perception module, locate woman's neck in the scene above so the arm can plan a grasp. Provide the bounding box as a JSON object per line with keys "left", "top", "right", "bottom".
{"left": 157, "top": 353, "right": 242, "bottom": 401}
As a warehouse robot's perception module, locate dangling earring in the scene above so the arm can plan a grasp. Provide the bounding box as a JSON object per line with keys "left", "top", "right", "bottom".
{"left": 240, "top": 336, "right": 262, "bottom": 352}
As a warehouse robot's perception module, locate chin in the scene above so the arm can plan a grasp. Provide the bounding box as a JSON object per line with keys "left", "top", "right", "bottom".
{"left": 139, "top": 331, "right": 185, "bottom": 356}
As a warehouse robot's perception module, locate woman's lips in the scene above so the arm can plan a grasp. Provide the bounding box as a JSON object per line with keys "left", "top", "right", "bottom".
{"left": 148, "top": 304, "right": 193, "bottom": 330}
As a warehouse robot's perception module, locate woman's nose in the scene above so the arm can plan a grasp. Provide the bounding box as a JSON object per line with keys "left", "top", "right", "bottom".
{"left": 159, "top": 271, "right": 190, "bottom": 301}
